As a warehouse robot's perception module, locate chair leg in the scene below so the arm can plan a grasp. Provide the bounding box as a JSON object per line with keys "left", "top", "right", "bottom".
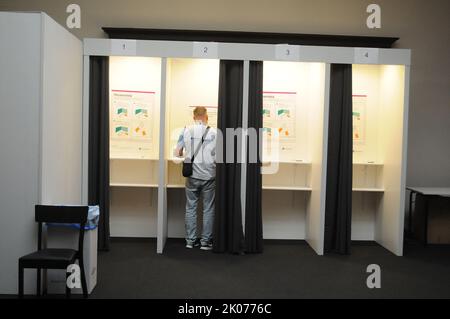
{"left": 43, "top": 269, "right": 48, "bottom": 296}
{"left": 36, "top": 268, "right": 41, "bottom": 297}
{"left": 65, "top": 271, "right": 71, "bottom": 299}
{"left": 18, "top": 265, "right": 24, "bottom": 299}
{"left": 79, "top": 258, "right": 88, "bottom": 298}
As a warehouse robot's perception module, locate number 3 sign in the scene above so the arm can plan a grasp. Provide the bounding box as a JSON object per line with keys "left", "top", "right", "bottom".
{"left": 275, "top": 44, "right": 300, "bottom": 61}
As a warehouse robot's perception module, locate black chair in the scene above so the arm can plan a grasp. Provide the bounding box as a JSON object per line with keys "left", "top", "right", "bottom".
{"left": 18, "top": 205, "right": 89, "bottom": 298}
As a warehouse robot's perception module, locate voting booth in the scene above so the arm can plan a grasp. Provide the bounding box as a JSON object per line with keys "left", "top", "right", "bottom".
{"left": 165, "top": 58, "right": 220, "bottom": 238}
{"left": 109, "top": 57, "right": 162, "bottom": 239}
{"left": 351, "top": 64, "right": 408, "bottom": 254}
{"left": 261, "top": 61, "right": 328, "bottom": 254}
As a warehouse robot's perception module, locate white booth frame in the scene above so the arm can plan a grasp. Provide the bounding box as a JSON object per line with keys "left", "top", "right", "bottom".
{"left": 82, "top": 38, "right": 411, "bottom": 256}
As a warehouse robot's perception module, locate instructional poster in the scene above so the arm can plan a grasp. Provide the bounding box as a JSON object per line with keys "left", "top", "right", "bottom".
{"left": 352, "top": 95, "right": 367, "bottom": 153}
{"left": 262, "top": 91, "right": 297, "bottom": 157}
{"left": 110, "top": 89, "right": 155, "bottom": 158}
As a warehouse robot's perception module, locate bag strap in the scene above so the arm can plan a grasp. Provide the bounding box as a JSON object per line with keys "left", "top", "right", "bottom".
{"left": 190, "top": 126, "right": 210, "bottom": 162}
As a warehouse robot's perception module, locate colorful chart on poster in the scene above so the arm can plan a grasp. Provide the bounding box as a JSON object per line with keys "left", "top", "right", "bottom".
{"left": 263, "top": 92, "right": 296, "bottom": 139}
{"left": 352, "top": 95, "right": 367, "bottom": 153}
{"left": 110, "top": 89, "right": 155, "bottom": 158}
{"left": 262, "top": 91, "right": 297, "bottom": 157}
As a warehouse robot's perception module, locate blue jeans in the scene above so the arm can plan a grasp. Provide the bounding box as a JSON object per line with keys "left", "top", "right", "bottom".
{"left": 185, "top": 177, "right": 215, "bottom": 246}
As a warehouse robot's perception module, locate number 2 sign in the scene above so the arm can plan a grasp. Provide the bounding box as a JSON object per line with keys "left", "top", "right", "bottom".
{"left": 193, "top": 42, "right": 219, "bottom": 58}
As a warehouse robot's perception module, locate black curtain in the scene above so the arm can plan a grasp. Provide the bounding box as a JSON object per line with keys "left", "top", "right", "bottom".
{"left": 213, "top": 60, "right": 245, "bottom": 254}
{"left": 88, "top": 56, "right": 110, "bottom": 251}
{"left": 245, "top": 61, "right": 264, "bottom": 253}
{"left": 324, "top": 64, "right": 353, "bottom": 255}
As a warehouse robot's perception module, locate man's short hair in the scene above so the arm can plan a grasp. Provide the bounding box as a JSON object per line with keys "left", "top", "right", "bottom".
{"left": 193, "top": 106, "right": 207, "bottom": 117}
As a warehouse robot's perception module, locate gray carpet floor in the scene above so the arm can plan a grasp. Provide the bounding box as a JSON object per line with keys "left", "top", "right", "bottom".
{"left": 86, "top": 239, "right": 450, "bottom": 299}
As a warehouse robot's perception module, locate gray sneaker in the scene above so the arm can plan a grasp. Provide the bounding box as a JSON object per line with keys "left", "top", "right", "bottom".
{"left": 186, "top": 241, "right": 200, "bottom": 249}
{"left": 200, "top": 243, "right": 213, "bottom": 251}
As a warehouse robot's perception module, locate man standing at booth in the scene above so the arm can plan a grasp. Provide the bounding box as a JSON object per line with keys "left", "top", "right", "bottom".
{"left": 174, "top": 107, "right": 217, "bottom": 250}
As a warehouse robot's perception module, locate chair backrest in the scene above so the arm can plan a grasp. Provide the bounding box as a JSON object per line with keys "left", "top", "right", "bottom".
{"left": 35, "top": 205, "right": 88, "bottom": 224}
{"left": 35, "top": 205, "right": 89, "bottom": 253}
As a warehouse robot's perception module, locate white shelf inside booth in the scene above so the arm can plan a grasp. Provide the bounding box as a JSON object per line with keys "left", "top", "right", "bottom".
{"left": 262, "top": 186, "right": 312, "bottom": 191}
{"left": 110, "top": 157, "right": 160, "bottom": 161}
{"left": 353, "top": 162, "right": 383, "bottom": 166}
{"left": 352, "top": 187, "right": 384, "bottom": 192}
{"left": 262, "top": 159, "right": 311, "bottom": 165}
{"left": 110, "top": 182, "right": 158, "bottom": 188}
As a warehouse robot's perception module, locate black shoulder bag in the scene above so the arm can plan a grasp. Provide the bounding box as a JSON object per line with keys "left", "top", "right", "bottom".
{"left": 182, "top": 126, "right": 210, "bottom": 178}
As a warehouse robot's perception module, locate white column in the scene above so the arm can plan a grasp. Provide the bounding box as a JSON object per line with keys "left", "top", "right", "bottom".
{"left": 81, "top": 55, "right": 90, "bottom": 205}
{"left": 241, "top": 60, "right": 250, "bottom": 234}
{"left": 157, "top": 58, "right": 168, "bottom": 253}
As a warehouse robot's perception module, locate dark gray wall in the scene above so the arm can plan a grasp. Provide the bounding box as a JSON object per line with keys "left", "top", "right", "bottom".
{"left": 1, "top": 0, "right": 449, "bottom": 186}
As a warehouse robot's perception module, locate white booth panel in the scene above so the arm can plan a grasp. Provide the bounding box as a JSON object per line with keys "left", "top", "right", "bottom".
{"left": 40, "top": 14, "right": 83, "bottom": 205}
{"left": 305, "top": 63, "right": 328, "bottom": 255}
{"left": 0, "top": 11, "right": 42, "bottom": 295}
{"left": 376, "top": 65, "right": 407, "bottom": 256}
{"left": 110, "top": 187, "right": 158, "bottom": 237}
{"left": 0, "top": 12, "right": 84, "bottom": 294}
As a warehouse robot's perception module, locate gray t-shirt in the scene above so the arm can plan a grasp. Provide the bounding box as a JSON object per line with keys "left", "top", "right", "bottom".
{"left": 175, "top": 123, "right": 216, "bottom": 181}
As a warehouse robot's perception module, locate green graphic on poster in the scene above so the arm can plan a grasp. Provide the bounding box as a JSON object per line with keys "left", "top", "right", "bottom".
{"left": 352, "top": 95, "right": 367, "bottom": 153}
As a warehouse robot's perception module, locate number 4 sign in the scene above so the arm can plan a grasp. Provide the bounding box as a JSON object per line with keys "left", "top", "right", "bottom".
{"left": 354, "top": 47, "right": 379, "bottom": 64}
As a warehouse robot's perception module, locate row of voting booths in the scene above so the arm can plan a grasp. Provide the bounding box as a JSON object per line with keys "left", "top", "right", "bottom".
{"left": 83, "top": 36, "right": 410, "bottom": 256}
